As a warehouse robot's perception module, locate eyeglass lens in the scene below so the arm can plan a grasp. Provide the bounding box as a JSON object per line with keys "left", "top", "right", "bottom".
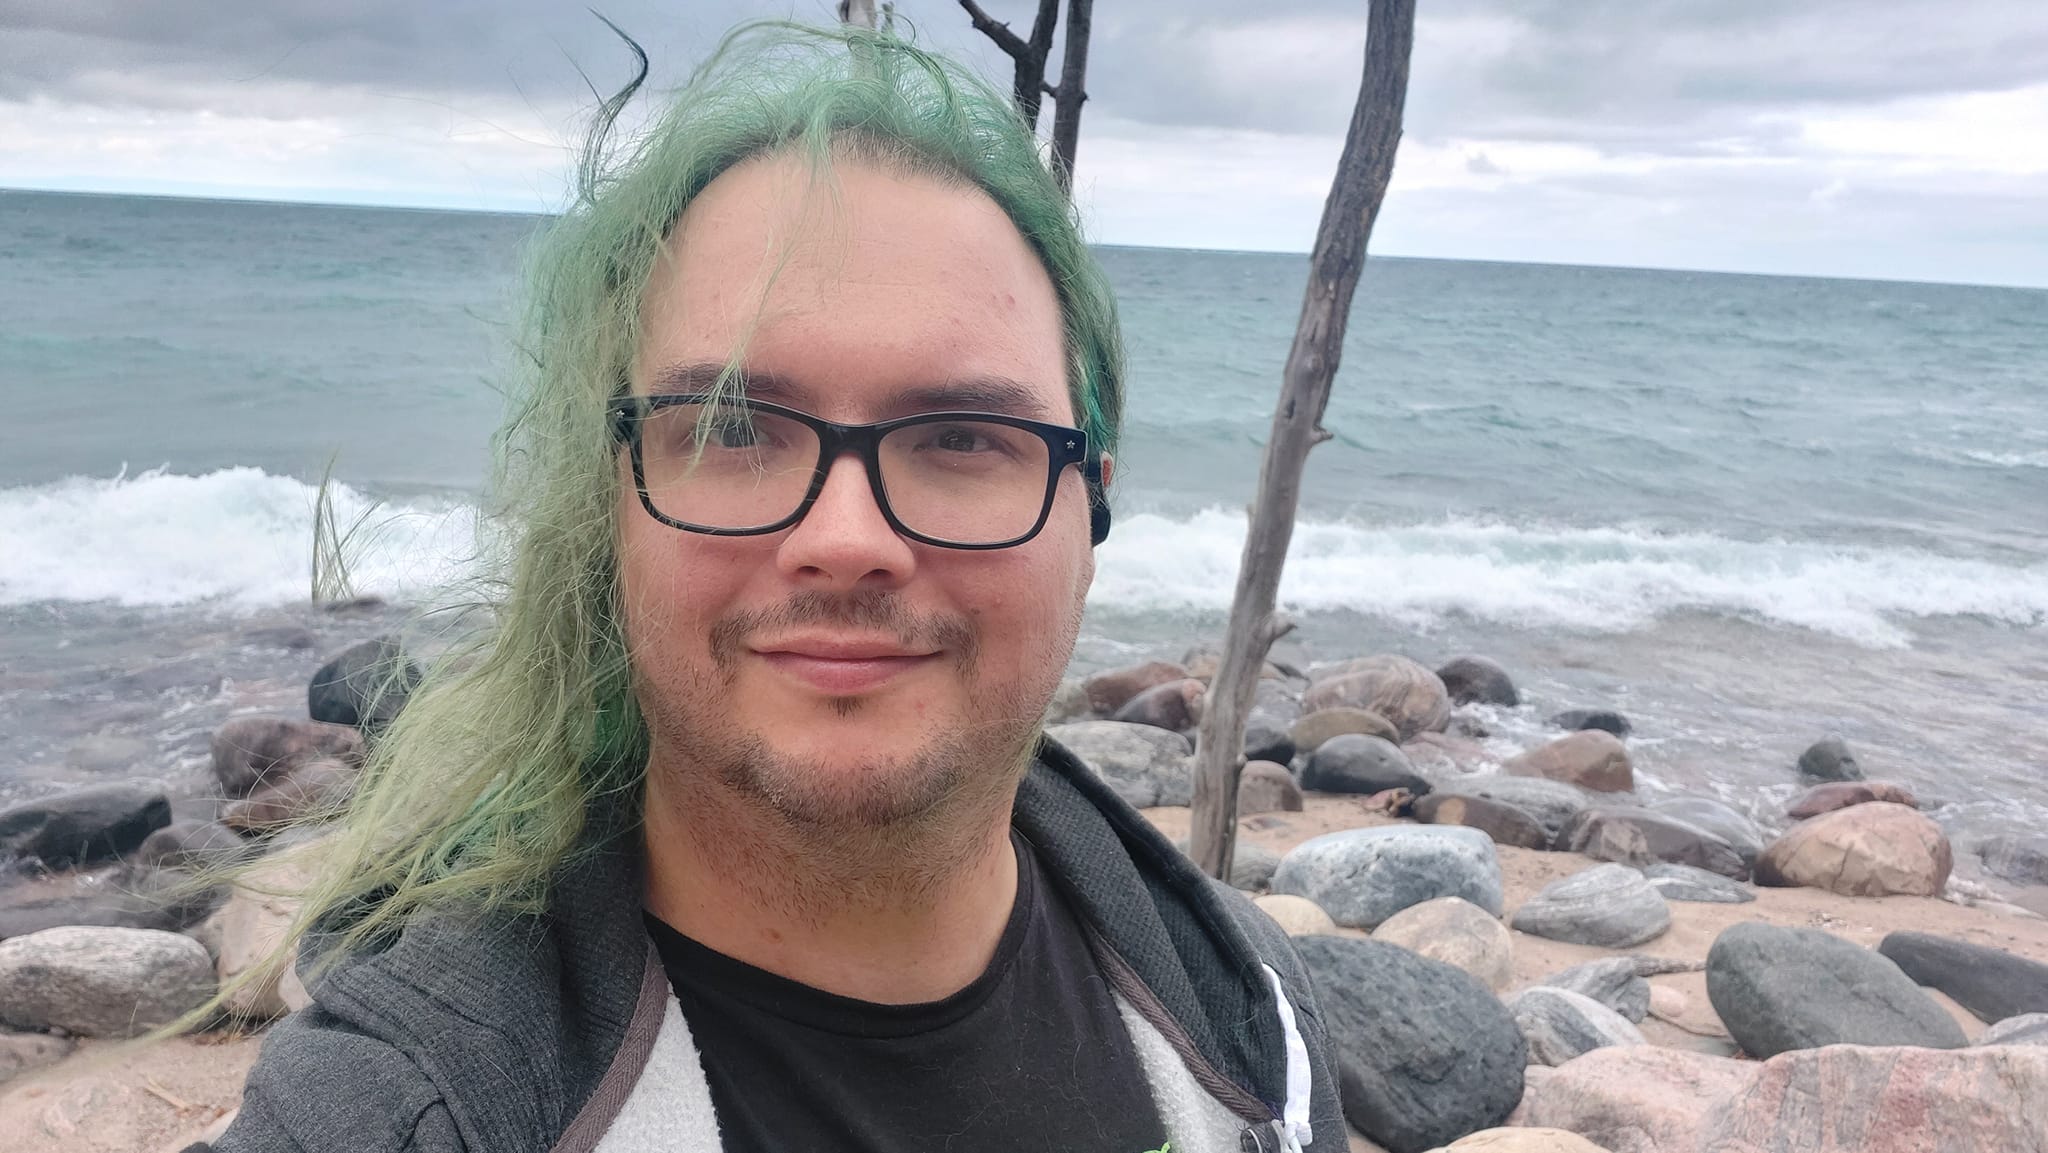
{"left": 637, "top": 401, "right": 1055, "bottom": 545}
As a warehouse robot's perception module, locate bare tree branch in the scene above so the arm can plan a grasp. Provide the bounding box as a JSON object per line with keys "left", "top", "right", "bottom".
{"left": 959, "top": 0, "right": 1031, "bottom": 59}
{"left": 961, "top": 0, "right": 1062, "bottom": 130}
{"left": 1048, "top": 0, "right": 1094, "bottom": 191}
{"left": 1188, "top": 0, "right": 1418, "bottom": 880}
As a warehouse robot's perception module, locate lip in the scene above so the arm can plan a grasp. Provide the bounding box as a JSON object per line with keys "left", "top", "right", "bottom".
{"left": 750, "top": 636, "right": 940, "bottom": 695}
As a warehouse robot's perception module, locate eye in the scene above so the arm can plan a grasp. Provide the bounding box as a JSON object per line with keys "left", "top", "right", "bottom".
{"left": 707, "top": 416, "right": 760, "bottom": 449}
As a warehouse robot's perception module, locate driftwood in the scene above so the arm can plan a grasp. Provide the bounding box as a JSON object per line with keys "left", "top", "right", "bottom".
{"left": 961, "top": 0, "right": 1092, "bottom": 190}
{"left": 1188, "top": 0, "right": 1418, "bottom": 879}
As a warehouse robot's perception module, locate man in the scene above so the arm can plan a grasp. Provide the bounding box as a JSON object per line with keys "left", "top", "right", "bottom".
{"left": 215, "top": 22, "right": 1342, "bottom": 1153}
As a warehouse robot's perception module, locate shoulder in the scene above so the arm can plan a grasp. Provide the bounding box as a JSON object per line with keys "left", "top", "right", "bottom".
{"left": 210, "top": 1005, "right": 465, "bottom": 1153}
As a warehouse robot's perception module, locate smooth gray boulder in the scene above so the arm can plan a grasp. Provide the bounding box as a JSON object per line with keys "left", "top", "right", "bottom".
{"left": 1641, "top": 861, "right": 1756, "bottom": 904}
{"left": 1980, "top": 1013, "right": 2048, "bottom": 1047}
{"left": 1978, "top": 835, "right": 2048, "bottom": 886}
{"left": 1045, "top": 721, "right": 1193, "bottom": 807}
{"left": 1647, "top": 796, "right": 1767, "bottom": 866}
{"left": 1295, "top": 935, "right": 1525, "bottom": 1153}
{"left": 1436, "top": 775, "right": 1600, "bottom": 846}
{"left": 1300, "top": 734, "right": 1432, "bottom": 797}
{"left": 1561, "top": 807, "right": 1747, "bottom": 880}
{"left": 1272, "top": 826, "right": 1503, "bottom": 930}
{"left": 0, "top": 925, "right": 216, "bottom": 1037}
{"left": 1550, "top": 708, "right": 1631, "bottom": 737}
{"left": 1435, "top": 656, "right": 1519, "bottom": 707}
{"left": 1706, "top": 922, "right": 1967, "bottom": 1058}
{"left": 1509, "top": 986, "right": 1647, "bottom": 1066}
{"left": 308, "top": 635, "right": 420, "bottom": 733}
{"left": 1511, "top": 863, "right": 1671, "bottom": 948}
{"left": 1538, "top": 956, "right": 1651, "bottom": 1022}
{"left": 1879, "top": 931, "right": 2048, "bottom": 1024}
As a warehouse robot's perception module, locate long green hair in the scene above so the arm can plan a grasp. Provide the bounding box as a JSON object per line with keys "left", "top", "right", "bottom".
{"left": 262, "top": 20, "right": 1126, "bottom": 969}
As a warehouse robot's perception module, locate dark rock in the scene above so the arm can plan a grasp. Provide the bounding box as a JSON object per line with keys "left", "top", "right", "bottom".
{"left": 1787, "top": 780, "right": 1919, "bottom": 820}
{"left": 307, "top": 636, "right": 421, "bottom": 733}
{"left": 1980, "top": 1013, "right": 2048, "bottom": 1047}
{"left": 1080, "top": 660, "right": 1186, "bottom": 716}
{"left": 1797, "top": 735, "right": 1864, "bottom": 782}
{"left": 1272, "top": 826, "right": 1504, "bottom": 930}
{"left": 1302, "top": 657, "right": 1452, "bottom": 741}
{"left": 1294, "top": 934, "right": 1525, "bottom": 1153}
{"left": 1539, "top": 956, "right": 1653, "bottom": 1022}
{"left": 1437, "top": 776, "right": 1598, "bottom": 846}
{"left": 1561, "top": 807, "right": 1747, "bottom": 880}
{"left": 1978, "top": 835, "right": 2048, "bottom": 886}
{"left": 1706, "top": 922, "right": 1967, "bottom": 1058}
{"left": 1511, "top": 863, "right": 1671, "bottom": 949}
{"left": 1641, "top": 862, "right": 1756, "bottom": 904}
{"left": 1435, "top": 656, "right": 1519, "bottom": 708}
{"left": 1509, "top": 986, "right": 1646, "bottom": 1066}
{"left": 1445, "top": 713, "right": 1492, "bottom": 739}
{"left": 1412, "top": 793, "right": 1548, "bottom": 850}
{"left": 1549, "top": 709, "right": 1632, "bottom": 737}
{"left": 1301, "top": 734, "right": 1433, "bottom": 797}
{"left": 1242, "top": 712, "right": 1295, "bottom": 764}
{"left": 1878, "top": 931, "right": 2048, "bottom": 1025}
{"left": 1044, "top": 722, "right": 1192, "bottom": 807}
{"left": 1237, "top": 761, "right": 1303, "bottom": 815}
{"left": 136, "top": 820, "right": 251, "bottom": 871}
{"left": 210, "top": 716, "right": 365, "bottom": 799}
{"left": 1646, "top": 796, "right": 1766, "bottom": 866}
{"left": 0, "top": 925, "right": 217, "bottom": 1037}
{"left": 0, "top": 784, "right": 171, "bottom": 869}
{"left": 1109, "top": 677, "right": 1204, "bottom": 731}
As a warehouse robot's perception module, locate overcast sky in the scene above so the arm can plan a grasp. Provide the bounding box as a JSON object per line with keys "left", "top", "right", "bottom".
{"left": 4, "top": 1, "right": 2046, "bottom": 287}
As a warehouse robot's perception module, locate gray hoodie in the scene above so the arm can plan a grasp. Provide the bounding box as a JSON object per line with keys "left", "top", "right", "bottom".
{"left": 212, "top": 741, "right": 1347, "bottom": 1153}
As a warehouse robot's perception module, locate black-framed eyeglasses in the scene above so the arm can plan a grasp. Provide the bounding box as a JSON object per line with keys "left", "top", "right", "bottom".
{"left": 609, "top": 394, "right": 1112, "bottom": 550}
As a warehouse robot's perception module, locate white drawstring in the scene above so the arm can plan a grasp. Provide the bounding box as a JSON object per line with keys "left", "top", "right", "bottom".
{"left": 1260, "top": 964, "right": 1314, "bottom": 1153}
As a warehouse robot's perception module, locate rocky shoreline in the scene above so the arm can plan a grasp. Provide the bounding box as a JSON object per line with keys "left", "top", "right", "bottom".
{"left": 3, "top": 640, "right": 2047, "bottom": 1151}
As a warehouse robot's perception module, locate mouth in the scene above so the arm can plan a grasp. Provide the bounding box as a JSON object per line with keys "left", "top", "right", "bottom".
{"left": 749, "top": 636, "right": 942, "bottom": 695}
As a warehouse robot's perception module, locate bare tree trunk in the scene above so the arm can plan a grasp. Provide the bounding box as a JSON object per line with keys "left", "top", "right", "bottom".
{"left": 837, "top": 0, "right": 877, "bottom": 29}
{"left": 961, "top": 0, "right": 1062, "bottom": 130}
{"left": 1188, "top": 0, "right": 1417, "bottom": 880}
{"left": 1047, "top": 0, "right": 1092, "bottom": 191}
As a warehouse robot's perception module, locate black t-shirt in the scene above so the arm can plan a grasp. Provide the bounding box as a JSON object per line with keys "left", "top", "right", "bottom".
{"left": 645, "top": 833, "right": 1172, "bottom": 1153}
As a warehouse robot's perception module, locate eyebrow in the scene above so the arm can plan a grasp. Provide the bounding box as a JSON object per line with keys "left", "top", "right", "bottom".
{"left": 644, "top": 362, "right": 1061, "bottom": 422}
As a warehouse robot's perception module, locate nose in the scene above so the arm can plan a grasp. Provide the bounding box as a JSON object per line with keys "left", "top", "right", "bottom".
{"left": 774, "top": 450, "right": 917, "bottom": 590}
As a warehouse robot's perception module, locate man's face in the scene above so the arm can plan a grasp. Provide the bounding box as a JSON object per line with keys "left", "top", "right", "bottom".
{"left": 621, "top": 151, "right": 1097, "bottom": 830}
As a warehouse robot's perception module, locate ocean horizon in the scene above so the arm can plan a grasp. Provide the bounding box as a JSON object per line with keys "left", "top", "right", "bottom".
{"left": 2, "top": 187, "right": 2044, "bottom": 869}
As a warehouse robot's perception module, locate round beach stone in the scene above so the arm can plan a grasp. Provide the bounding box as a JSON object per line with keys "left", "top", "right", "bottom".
{"left": 1509, "top": 986, "right": 1647, "bottom": 1066}
{"left": 1302, "top": 655, "right": 1452, "bottom": 740}
{"left": 1560, "top": 807, "right": 1747, "bottom": 879}
{"left": 1641, "top": 861, "right": 1756, "bottom": 904}
{"left": 1044, "top": 721, "right": 1193, "bottom": 807}
{"left": 1272, "top": 825, "right": 1504, "bottom": 930}
{"left": 0, "top": 782, "right": 172, "bottom": 869}
{"left": 1979, "top": 1013, "right": 2048, "bottom": 1047}
{"left": 1080, "top": 660, "right": 1186, "bottom": 716}
{"left": 1976, "top": 834, "right": 2048, "bottom": 886}
{"left": 1538, "top": 956, "right": 1652, "bottom": 1022}
{"left": 1242, "top": 713, "right": 1296, "bottom": 765}
{"left": 1437, "top": 776, "right": 1599, "bottom": 847}
{"left": 1511, "top": 863, "right": 1671, "bottom": 948}
{"left": 308, "top": 635, "right": 421, "bottom": 733}
{"left": 1371, "top": 896, "right": 1514, "bottom": 991}
{"left": 210, "top": 715, "right": 365, "bottom": 799}
{"left": 1787, "top": 780, "right": 1918, "bottom": 820}
{"left": 1753, "top": 801, "right": 1952, "bottom": 897}
{"left": 1646, "top": 796, "right": 1766, "bottom": 866}
{"left": 1506, "top": 730, "right": 1634, "bottom": 793}
{"left": 0, "top": 925, "right": 216, "bottom": 1037}
{"left": 1295, "top": 935, "right": 1525, "bottom": 1153}
{"left": 1300, "top": 734, "right": 1433, "bottom": 797}
{"left": 136, "top": 819, "right": 251, "bottom": 871}
{"left": 1412, "top": 792, "right": 1548, "bottom": 850}
{"left": 1237, "top": 760, "right": 1303, "bottom": 814}
{"left": 1289, "top": 707, "right": 1400, "bottom": 752}
{"left": 1698, "top": 1043, "right": 2048, "bottom": 1153}
{"left": 1796, "top": 735, "right": 1863, "bottom": 781}
{"left": 1706, "top": 922, "right": 1966, "bottom": 1058}
{"left": 1878, "top": 930, "right": 2048, "bottom": 1025}
{"left": 1434, "top": 656, "right": 1519, "bottom": 708}
{"left": 1253, "top": 894, "right": 1338, "bottom": 936}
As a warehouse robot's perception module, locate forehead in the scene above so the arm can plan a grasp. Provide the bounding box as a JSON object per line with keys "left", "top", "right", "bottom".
{"left": 634, "top": 150, "right": 1070, "bottom": 422}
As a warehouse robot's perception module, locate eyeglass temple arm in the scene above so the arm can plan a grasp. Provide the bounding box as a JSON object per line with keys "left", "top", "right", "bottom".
{"left": 1083, "top": 459, "right": 1111, "bottom": 546}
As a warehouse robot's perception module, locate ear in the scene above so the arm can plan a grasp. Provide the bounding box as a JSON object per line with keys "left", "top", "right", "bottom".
{"left": 1087, "top": 454, "right": 1114, "bottom": 546}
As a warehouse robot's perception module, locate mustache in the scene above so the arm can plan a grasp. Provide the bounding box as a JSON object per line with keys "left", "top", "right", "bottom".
{"left": 708, "top": 590, "right": 979, "bottom": 669}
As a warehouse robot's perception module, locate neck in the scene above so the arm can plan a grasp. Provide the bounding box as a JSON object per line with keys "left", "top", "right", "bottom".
{"left": 640, "top": 753, "right": 1022, "bottom": 1005}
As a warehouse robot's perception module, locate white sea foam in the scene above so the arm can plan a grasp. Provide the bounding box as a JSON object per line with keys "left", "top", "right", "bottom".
{"left": 1089, "top": 508, "right": 2048, "bottom": 648}
{"left": 1961, "top": 449, "right": 2048, "bottom": 469}
{"left": 0, "top": 468, "right": 481, "bottom": 608}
